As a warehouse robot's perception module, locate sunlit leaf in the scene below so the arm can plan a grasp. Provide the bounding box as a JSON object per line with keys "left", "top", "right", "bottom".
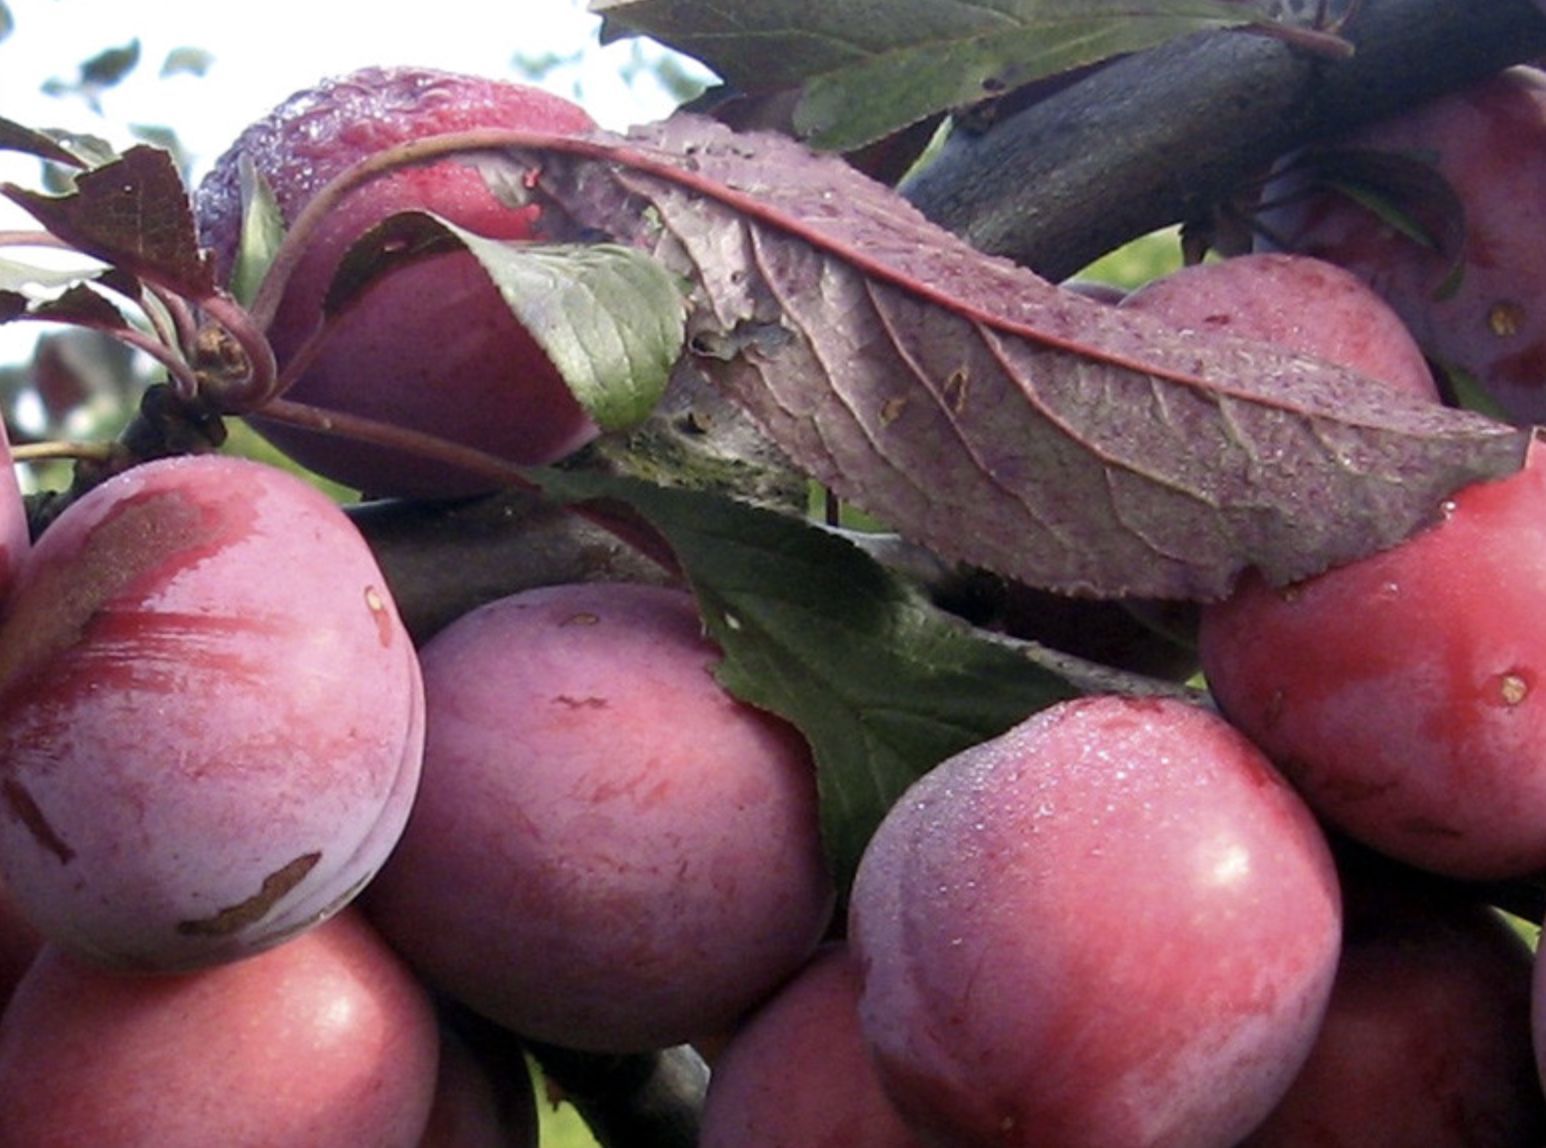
{"left": 327, "top": 211, "right": 685, "bottom": 431}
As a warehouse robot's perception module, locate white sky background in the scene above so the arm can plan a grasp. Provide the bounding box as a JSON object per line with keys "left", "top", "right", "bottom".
{"left": 0, "top": 0, "right": 714, "bottom": 357}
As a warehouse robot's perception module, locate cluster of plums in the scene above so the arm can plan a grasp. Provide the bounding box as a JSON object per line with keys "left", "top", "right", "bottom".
{"left": 0, "top": 55, "right": 1545, "bottom": 1148}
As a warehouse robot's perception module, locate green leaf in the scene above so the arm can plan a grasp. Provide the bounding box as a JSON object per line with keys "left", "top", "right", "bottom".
{"left": 0, "top": 256, "right": 103, "bottom": 295}
{"left": 80, "top": 39, "right": 141, "bottom": 88}
{"left": 0, "top": 116, "right": 89, "bottom": 169}
{"left": 594, "top": 0, "right": 1272, "bottom": 150}
{"left": 326, "top": 212, "right": 685, "bottom": 431}
{"left": 231, "top": 155, "right": 286, "bottom": 308}
{"left": 537, "top": 469, "right": 1083, "bottom": 893}
{"left": 160, "top": 46, "right": 214, "bottom": 79}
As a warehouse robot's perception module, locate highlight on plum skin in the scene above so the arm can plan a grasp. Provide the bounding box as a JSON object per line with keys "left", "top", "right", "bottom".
{"left": 194, "top": 65, "right": 602, "bottom": 498}
{"left": 848, "top": 694, "right": 1342, "bottom": 1148}
{"left": 364, "top": 580, "right": 836, "bottom": 1055}
{"left": 0, "top": 453, "right": 425, "bottom": 971}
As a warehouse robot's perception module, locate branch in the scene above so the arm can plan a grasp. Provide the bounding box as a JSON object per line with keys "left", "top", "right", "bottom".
{"left": 900, "top": 0, "right": 1546, "bottom": 280}
{"left": 345, "top": 488, "right": 679, "bottom": 644}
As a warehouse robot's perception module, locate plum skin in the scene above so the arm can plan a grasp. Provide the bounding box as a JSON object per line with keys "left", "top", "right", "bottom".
{"left": 0, "top": 909, "right": 441, "bottom": 1148}
{"left": 699, "top": 943, "right": 924, "bottom": 1148}
{"left": 195, "top": 65, "right": 601, "bottom": 497}
{"left": 0, "top": 454, "right": 424, "bottom": 970}
{"left": 364, "top": 581, "right": 835, "bottom": 1054}
{"left": 1201, "top": 440, "right": 1546, "bottom": 880}
{"left": 848, "top": 694, "right": 1341, "bottom": 1148}
{"left": 1119, "top": 251, "right": 1439, "bottom": 402}
{"left": 1256, "top": 66, "right": 1546, "bottom": 422}
{"left": 1241, "top": 873, "right": 1544, "bottom": 1146}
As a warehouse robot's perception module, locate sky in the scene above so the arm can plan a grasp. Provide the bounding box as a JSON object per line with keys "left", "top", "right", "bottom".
{"left": 0, "top": 0, "right": 714, "bottom": 358}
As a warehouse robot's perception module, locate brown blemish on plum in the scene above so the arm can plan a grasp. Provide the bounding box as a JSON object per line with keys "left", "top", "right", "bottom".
{"left": 554, "top": 695, "right": 609, "bottom": 710}
{"left": 1488, "top": 301, "right": 1526, "bottom": 338}
{"left": 559, "top": 611, "right": 601, "bottom": 628}
{"left": 2, "top": 779, "right": 74, "bottom": 864}
{"left": 176, "top": 851, "right": 321, "bottom": 936}
{"left": 364, "top": 584, "right": 394, "bottom": 647}
{"left": 1489, "top": 669, "right": 1531, "bottom": 707}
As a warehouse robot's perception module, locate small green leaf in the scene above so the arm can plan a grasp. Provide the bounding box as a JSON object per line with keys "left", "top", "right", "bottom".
{"left": 230, "top": 155, "right": 286, "bottom": 307}
{"left": 537, "top": 469, "right": 1082, "bottom": 892}
{"left": 0, "top": 116, "right": 89, "bottom": 168}
{"left": 80, "top": 40, "right": 141, "bottom": 88}
{"left": 328, "top": 212, "right": 685, "bottom": 431}
{"left": 0, "top": 256, "right": 103, "bottom": 295}
{"left": 161, "top": 46, "right": 214, "bottom": 79}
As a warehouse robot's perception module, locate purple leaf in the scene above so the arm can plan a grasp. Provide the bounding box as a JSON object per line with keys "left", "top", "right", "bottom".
{"left": 520, "top": 115, "right": 1527, "bottom": 600}
{"left": 3, "top": 145, "right": 214, "bottom": 300}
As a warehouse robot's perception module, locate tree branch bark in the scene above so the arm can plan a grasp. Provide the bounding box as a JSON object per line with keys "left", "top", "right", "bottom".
{"left": 900, "top": 0, "right": 1546, "bottom": 280}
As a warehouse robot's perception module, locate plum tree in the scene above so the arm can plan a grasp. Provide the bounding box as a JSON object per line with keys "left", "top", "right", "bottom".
{"left": 1256, "top": 65, "right": 1546, "bottom": 420}
{"left": 698, "top": 944, "right": 923, "bottom": 1147}
{"left": 847, "top": 695, "right": 1342, "bottom": 1148}
{"left": 0, "top": 454, "right": 424, "bottom": 969}
{"left": 4, "top": 4, "right": 1546, "bottom": 1147}
{"left": 194, "top": 65, "right": 601, "bottom": 497}
{"left": 363, "top": 581, "right": 834, "bottom": 1054}
{"left": 0, "top": 909, "right": 441, "bottom": 1148}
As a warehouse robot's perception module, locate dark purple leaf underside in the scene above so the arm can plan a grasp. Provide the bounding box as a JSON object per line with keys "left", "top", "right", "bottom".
{"left": 524, "top": 116, "right": 1527, "bottom": 599}
{"left": 3, "top": 145, "right": 214, "bottom": 300}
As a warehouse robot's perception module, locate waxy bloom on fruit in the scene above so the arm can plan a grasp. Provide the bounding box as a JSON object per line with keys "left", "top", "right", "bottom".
{"left": 849, "top": 695, "right": 1341, "bottom": 1148}
{"left": 0, "top": 455, "right": 424, "bottom": 970}
{"left": 365, "top": 582, "right": 834, "bottom": 1054}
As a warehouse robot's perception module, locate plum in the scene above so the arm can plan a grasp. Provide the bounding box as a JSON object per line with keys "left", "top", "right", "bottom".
{"left": 416, "top": 1027, "right": 537, "bottom": 1148}
{"left": 0, "top": 454, "right": 424, "bottom": 969}
{"left": 364, "top": 581, "right": 834, "bottom": 1054}
{"left": 0, "top": 419, "right": 27, "bottom": 605}
{"left": 1119, "top": 251, "right": 1440, "bottom": 401}
{"left": 1200, "top": 439, "right": 1546, "bottom": 879}
{"left": 848, "top": 694, "right": 1341, "bottom": 1148}
{"left": 195, "top": 65, "right": 600, "bottom": 497}
{"left": 1255, "top": 66, "right": 1546, "bottom": 421}
{"left": 1241, "top": 865, "right": 1545, "bottom": 1146}
{"left": 699, "top": 944, "right": 923, "bottom": 1147}
{"left": 0, "top": 909, "right": 441, "bottom": 1148}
